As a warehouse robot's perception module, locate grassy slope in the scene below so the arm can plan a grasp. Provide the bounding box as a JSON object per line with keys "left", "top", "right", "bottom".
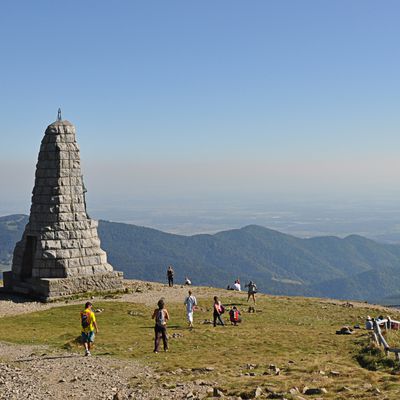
{"left": 1, "top": 290, "right": 400, "bottom": 398}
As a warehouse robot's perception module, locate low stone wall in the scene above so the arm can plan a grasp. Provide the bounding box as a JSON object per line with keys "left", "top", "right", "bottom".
{"left": 3, "top": 271, "right": 124, "bottom": 301}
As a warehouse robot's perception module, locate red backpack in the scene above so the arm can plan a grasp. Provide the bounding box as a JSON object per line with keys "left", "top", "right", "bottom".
{"left": 230, "top": 309, "right": 239, "bottom": 322}
{"left": 80, "top": 310, "right": 92, "bottom": 329}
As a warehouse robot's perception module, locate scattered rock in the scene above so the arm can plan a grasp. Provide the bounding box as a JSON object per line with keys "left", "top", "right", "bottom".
{"left": 363, "top": 383, "right": 373, "bottom": 390}
{"left": 266, "top": 393, "right": 287, "bottom": 399}
{"left": 254, "top": 386, "right": 263, "bottom": 398}
{"left": 303, "top": 387, "right": 327, "bottom": 395}
{"left": 113, "top": 392, "right": 124, "bottom": 400}
{"left": 213, "top": 387, "right": 224, "bottom": 397}
{"left": 336, "top": 326, "right": 354, "bottom": 335}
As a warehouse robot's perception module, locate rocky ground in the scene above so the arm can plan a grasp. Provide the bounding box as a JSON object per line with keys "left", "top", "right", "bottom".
{"left": 0, "top": 281, "right": 239, "bottom": 400}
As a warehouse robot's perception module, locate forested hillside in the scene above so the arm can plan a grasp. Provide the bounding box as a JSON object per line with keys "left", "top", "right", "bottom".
{"left": 2, "top": 214, "right": 400, "bottom": 301}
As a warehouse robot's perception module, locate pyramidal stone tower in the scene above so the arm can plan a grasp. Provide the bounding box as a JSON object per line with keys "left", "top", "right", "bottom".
{"left": 4, "top": 112, "right": 123, "bottom": 300}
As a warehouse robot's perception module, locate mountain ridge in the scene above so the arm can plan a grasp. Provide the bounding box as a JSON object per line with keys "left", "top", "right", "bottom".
{"left": 2, "top": 214, "right": 400, "bottom": 302}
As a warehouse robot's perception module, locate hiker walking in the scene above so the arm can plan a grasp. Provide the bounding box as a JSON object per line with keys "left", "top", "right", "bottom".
{"left": 167, "top": 265, "right": 174, "bottom": 287}
{"left": 152, "top": 299, "right": 170, "bottom": 353}
{"left": 80, "top": 301, "right": 98, "bottom": 356}
{"left": 245, "top": 280, "right": 257, "bottom": 304}
{"left": 213, "top": 296, "right": 225, "bottom": 327}
{"left": 184, "top": 290, "right": 197, "bottom": 328}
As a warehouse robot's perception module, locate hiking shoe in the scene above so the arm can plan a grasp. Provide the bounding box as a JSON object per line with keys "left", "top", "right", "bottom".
{"left": 85, "top": 350, "right": 91, "bottom": 357}
{"left": 153, "top": 350, "right": 158, "bottom": 354}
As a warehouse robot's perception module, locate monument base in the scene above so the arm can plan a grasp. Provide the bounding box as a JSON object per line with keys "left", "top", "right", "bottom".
{"left": 3, "top": 271, "right": 124, "bottom": 301}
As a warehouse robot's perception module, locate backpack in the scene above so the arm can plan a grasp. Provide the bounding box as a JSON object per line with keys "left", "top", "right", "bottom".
{"left": 81, "top": 310, "right": 92, "bottom": 329}
{"left": 230, "top": 309, "right": 239, "bottom": 322}
{"left": 156, "top": 309, "right": 166, "bottom": 327}
{"left": 219, "top": 305, "right": 225, "bottom": 314}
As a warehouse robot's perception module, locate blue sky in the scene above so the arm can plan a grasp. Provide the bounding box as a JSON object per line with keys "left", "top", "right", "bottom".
{"left": 1, "top": 1, "right": 400, "bottom": 219}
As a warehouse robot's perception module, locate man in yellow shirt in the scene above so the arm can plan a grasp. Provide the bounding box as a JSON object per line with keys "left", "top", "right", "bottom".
{"left": 81, "top": 301, "right": 99, "bottom": 356}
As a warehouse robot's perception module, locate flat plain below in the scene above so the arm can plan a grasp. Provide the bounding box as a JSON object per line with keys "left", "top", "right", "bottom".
{"left": 0, "top": 280, "right": 400, "bottom": 399}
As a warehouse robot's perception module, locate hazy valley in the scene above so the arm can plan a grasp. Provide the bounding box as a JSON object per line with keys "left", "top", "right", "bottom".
{"left": 3, "top": 214, "right": 400, "bottom": 304}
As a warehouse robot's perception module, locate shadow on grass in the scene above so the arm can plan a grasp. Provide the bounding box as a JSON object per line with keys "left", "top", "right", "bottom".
{"left": 137, "top": 325, "right": 184, "bottom": 330}
{"left": 0, "top": 288, "right": 40, "bottom": 303}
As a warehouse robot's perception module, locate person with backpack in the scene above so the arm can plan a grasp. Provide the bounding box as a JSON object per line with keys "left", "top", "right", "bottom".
{"left": 167, "top": 265, "right": 174, "bottom": 287}
{"left": 229, "top": 306, "right": 242, "bottom": 326}
{"left": 245, "top": 281, "right": 258, "bottom": 304}
{"left": 80, "top": 301, "right": 98, "bottom": 356}
{"left": 152, "top": 298, "right": 170, "bottom": 353}
{"left": 184, "top": 290, "right": 197, "bottom": 328}
{"left": 213, "top": 296, "right": 225, "bottom": 327}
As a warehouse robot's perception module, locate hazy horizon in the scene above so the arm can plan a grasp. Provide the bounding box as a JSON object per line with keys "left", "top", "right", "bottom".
{"left": 1, "top": 1, "right": 400, "bottom": 241}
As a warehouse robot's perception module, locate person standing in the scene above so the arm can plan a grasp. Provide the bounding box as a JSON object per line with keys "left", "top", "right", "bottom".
{"left": 167, "top": 265, "right": 174, "bottom": 287}
{"left": 80, "top": 301, "right": 98, "bottom": 356}
{"left": 213, "top": 296, "right": 225, "bottom": 327}
{"left": 184, "top": 290, "right": 197, "bottom": 328}
{"left": 152, "top": 299, "right": 170, "bottom": 353}
{"left": 245, "top": 281, "right": 257, "bottom": 304}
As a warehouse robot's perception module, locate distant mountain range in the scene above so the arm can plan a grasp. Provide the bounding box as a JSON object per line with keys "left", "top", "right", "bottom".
{"left": 2, "top": 214, "right": 400, "bottom": 303}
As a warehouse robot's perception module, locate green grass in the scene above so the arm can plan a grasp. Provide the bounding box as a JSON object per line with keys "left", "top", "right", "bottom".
{"left": 2, "top": 293, "right": 400, "bottom": 398}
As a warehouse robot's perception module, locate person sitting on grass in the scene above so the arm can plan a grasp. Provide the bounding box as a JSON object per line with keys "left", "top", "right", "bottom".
{"left": 229, "top": 306, "right": 242, "bottom": 326}
{"left": 80, "top": 301, "right": 98, "bottom": 357}
{"left": 184, "top": 276, "right": 192, "bottom": 285}
{"left": 233, "top": 279, "right": 241, "bottom": 291}
{"left": 152, "top": 299, "right": 170, "bottom": 353}
{"left": 213, "top": 296, "right": 225, "bottom": 327}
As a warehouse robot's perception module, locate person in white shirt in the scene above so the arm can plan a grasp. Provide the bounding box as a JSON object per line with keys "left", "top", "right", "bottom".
{"left": 185, "top": 276, "right": 192, "bottom": 285}
{"left": 233, "top": 279, "right": 241, "bottom": 291}
{"left": 184, "top": 290, "right": 197, "bottom": 328}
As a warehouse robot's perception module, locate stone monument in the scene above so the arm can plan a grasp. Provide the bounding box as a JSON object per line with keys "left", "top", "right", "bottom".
{"left": 3, "top": 111, "right": 124, "bottom": 300}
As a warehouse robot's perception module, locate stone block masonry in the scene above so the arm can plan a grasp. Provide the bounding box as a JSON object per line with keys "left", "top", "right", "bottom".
{"left": 3, "top": 117, "right": 124, "bottom": 300}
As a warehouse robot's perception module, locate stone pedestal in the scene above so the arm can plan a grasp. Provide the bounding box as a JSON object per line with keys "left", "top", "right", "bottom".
{"left": 4, "top": 118, "right": 124, "bottom": 300}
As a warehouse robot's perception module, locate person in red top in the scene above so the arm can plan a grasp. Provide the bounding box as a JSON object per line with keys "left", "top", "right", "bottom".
{"left": 213, "top": 296, "right": 225, "bottom": 327}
